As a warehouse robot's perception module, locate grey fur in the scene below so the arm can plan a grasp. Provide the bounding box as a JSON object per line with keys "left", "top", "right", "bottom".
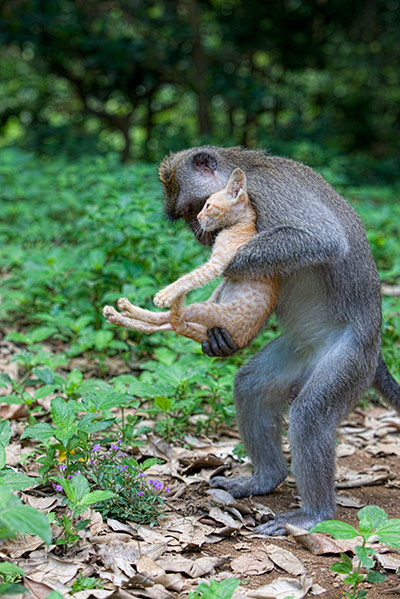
{"left": 158, "top": 145, "right": 400, "bottom": 535}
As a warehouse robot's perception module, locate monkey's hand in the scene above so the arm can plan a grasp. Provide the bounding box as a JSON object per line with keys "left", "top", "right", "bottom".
{"left": 202, "top": 328, "right": 238, "bottom": 357}
{"left": 154, "top": 284, "right": 182, "bottom": 308}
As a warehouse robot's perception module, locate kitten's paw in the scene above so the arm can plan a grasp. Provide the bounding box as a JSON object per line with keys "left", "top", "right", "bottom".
{"left": 117, "top": 297, "right": 133, "bottom": 312}
{"left": 154, "top": 288, "right": 175, "bottom": 308}
{"left": 254, "top": 509, "right": 330, "bottom": 536}
{"left": 210, "top": 474, "right": 282, "bottom": 498}
{"left": 103, "top": 305, "right": 121, "bottom": 325}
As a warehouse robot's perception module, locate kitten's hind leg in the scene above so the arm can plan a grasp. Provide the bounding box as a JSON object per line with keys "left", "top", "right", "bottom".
{"left": 117, "top": 297, "right": 170, "bottom": 325}
{"left": 103, "top": 305, "right": 172, "bottom": 334}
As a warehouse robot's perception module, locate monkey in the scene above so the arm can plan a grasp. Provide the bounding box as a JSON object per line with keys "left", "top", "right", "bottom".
{"left": 158, "top": 145, "right": 400, "bottom": 535}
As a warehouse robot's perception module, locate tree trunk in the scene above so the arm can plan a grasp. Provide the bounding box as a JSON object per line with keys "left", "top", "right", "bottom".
{"left": 186, "top": 0, "right": 212, "bottom": 136}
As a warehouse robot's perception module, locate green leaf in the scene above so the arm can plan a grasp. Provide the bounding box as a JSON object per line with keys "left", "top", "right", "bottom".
{"left": 20, "top": 423, "right": 55, "bottom": 444}
{"left": 33, "top": 366, "right": 54, "bottom": 384}
{"left": 0, "top": 505, "right": 52, "bottom": 544}
{"left": 343, "top": 571, "right": 365, "bottom": 585}
{"left": 80, "top": 490, "right": 116, "bottom": 506}
{"left": 0, "top": 420, "right": 11, "bottom": 448}
{"left": 0, "top": 561, "right": 25, "bottom": 576}
{"left": 358, "top": 505, "right": 387, "bottom": 538}
{"left": 355, "top": 545, "right": 375, "bottom": 569}
{"left": 0, "top": 470, "right": 40, "bottom": 491}
{"left": 0, "top": 374, "right": 11, "bottom": 389}
{"left": 331, "top": 561, "right": 352, "bottom": 574}
{"left": 29, "top": 326, "right": 57, "bottom": 343}
{"left": 154, "top": 396, "right": 172, "bottom": 412}
{"left": 375, "top": 519, "right": 400, "bottom": 549}
{"left": 51, "top": 397, "right": 75, "bottom": 430}
{"left": 34, "top": 384, "right": 58, "bottom": 400}
{"left": 0, "top": 448, "right": 5, "bottom": 471}
{"left": 309, "top": 520, "right": 360, "bottom": 539}
{"left": 366, "top": 570, "right": 386, "bottom": 582}
{"left": 70, "top": 474, "right": 90, "bottom": 502}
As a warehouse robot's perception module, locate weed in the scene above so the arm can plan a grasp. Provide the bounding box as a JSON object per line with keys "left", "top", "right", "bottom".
{"left": 310, "top": 505, "right": 400, "bottom": 598}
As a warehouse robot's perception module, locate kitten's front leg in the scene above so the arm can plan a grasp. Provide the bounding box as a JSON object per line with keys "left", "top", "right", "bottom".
{"left": 154, "top": 280, "right": 188, "bottom": 308}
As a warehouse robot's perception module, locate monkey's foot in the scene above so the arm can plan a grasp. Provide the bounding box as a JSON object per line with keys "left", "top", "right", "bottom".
{"left": 254, "top": 509, "right": 332, "bottom": 536}
{"left": 210, "top": 474, "right": 284, "bottom": 498}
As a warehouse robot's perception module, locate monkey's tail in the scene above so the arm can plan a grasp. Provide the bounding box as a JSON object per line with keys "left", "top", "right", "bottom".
{"left": 372, "top": 353, "right": 400, "bottom": 410}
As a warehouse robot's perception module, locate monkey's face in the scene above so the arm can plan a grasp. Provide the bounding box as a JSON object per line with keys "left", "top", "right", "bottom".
{"left": 158, "top": 147, "right": 230, "bottom": 245}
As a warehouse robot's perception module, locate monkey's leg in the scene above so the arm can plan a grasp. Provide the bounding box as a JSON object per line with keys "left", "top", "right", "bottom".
{"left": 103, "top": 305, "right": 172, "bottom": 333}
{"left": 211, "top": 335, "right": 305, "bottom": 497}
{"left": 169, "top": 309, "right": 208, "bottom": 344}
{"left": 255, "top": 331, "right": 373, "bottom": 535}
{"left": 117, "top": 297, "right": 170, "bottom": 325}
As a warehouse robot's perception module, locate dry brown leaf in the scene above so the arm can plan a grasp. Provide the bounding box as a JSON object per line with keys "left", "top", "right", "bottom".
{"left": 23, "top": 554, "right": 79, "bottom": 584}
{"left": 336, "top": 442, "right": 356, "bottom": 457}
{"left": 285, "top": 524, "right": 359, "bottom": 555}
{"left": 207, "top": 506, "right": 241, "bottom": 535}
{"left": 366, "top": 442, "right": 400, "bottom": 457}
{"left": 207, "top": 488, "right": 252, "bottom": 514}
{"left": 137, "top": 555, "right": 165, "bottom": 579}
{"left": 23, "top": 576, "right": 64, "bottom": 599}
{"left": 246, "top": 573, "right": 313, "bottom": 598}
{"left": 375, "top": 552, "right": 400, "bottom": 570}
{"left": 156, "top": 555, "right": 226, "bottom": 578}
{"left": 336, "top": 465, "right": 394, "bottom": 488}
{"left": 21, "top": 495, "right": 58, "bottom": 511}
{"left": 95, "top": 540, "right": 141, "bottom": 566}
{"left": 71, "top": 591, "right": 115, "bottom": 599}
{"left": 263, "top": 543, "right": 305, "bottom": 575}
{"left": 336, "top": 494, "right": 366, "bottom": 508}
{"left": 230, "top": 551, "right": 274, "bottom": 576}
{"left": 0, "top": 534, "right": 45, "bottom": 558}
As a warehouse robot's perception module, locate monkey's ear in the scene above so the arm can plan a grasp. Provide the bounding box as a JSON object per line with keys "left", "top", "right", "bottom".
{"left": 192, "top": 152, "right": 218, "bottom": 174}
{"left": 226, "top": 168, "right": 247, "bottom": 201}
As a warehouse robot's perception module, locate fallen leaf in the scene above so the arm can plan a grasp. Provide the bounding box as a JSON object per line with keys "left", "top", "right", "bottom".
{"left": 336, "top": 494, "right": 366, "bottom": 508}
{"left": 285, "top": 524, "right": 359, "bottom": 555}
{"left": 263, "top": 543, "right": 305, "bottom": 575}
{"left": 246, "top": 573, "right": 313, "bottom": 598}
{"left": 156, "top": 555, "right": 226, "bottom": 578}
{"left": 375, "top": 552, "right": 400, "bottom": 570}
{"left": 231, "top": 551, "right": 274, "bottom": 576}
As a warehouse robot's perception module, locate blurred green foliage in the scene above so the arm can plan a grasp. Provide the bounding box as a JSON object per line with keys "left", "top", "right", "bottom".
{"left": 0, "top": 0, "right": 399, "bottom": 166}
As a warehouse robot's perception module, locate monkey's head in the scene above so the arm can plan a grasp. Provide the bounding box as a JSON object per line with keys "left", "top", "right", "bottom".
{"left": 158, "top": 146, "right": 233, "bottom": 245}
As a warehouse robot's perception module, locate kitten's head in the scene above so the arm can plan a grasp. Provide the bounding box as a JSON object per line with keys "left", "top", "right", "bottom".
{"left": 196, "top": 168, "right": 251, "bottom": 232}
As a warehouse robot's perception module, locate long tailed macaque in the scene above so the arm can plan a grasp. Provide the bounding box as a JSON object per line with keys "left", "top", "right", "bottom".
{"left": 153, "top": 145, "right": 400, "bottom": 535}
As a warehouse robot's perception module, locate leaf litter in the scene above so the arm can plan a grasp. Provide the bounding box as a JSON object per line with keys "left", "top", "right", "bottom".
{"left": 3, "top": 397, "right": 400, "bottom": 596}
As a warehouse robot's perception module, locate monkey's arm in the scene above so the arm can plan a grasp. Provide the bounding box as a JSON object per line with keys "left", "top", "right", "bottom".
{"left": 225, "top": 224, "right": 349, "bottom": 279}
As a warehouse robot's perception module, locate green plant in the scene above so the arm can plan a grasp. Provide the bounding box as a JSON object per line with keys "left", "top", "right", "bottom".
{"left": 0, "top": 486, "right": 52, "bottom": 545}
{"left": 81, "top": 441, "right": 167, "bottom": 524}
{"left": 0, "top": 562, "right": 25, "bottom": 596}
{"left": 51, "top": 472, "right": 115, "bottom": 551}
{"left": 310, "top": 505, "right": 400, "bottom": 598}
{"left": 71, "top": 573, "right": 104, "bottom": 592}
{"left": 188, "top": 578, "right": 240, "bottom": 599}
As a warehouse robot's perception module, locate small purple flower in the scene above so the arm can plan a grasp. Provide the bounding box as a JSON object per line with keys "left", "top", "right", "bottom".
{"left": 165, "top": 486, "right": 170, "bottom": 493}
{"left": 138, "top": 473, "right": 145, "bottom": 477}
{"left": 92, "top": 444, "right": 101, "bottom": 452}
{"left": 58, "top": 464, "right": 67, "bottom": 471}
{"left": 137, "top": 491, "right": 143, "bottom": 496}
{"left": 122, "top": 465, "right": 128, "bottom": 471}
{"left": 110, "top": 444, "right": 119, "bottom": 451}
{"left": 52, "top": 483, "right": 63, "bottom": 492}
{"left": 117, "top": 452, "right": 126, "bottom": 458}
{"left": 117, "top": 439, "right": 122, "bottom": 445}
{"left": 150, "top": 479, "right": 163, "bottom": 491}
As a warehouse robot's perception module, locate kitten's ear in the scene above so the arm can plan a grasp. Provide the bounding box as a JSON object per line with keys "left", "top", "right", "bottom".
{"left": 226, "top": 168, "right": 247, "bottom": 201}
{"left": 192, "top": 152, "right": 218, "bottom": 175}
